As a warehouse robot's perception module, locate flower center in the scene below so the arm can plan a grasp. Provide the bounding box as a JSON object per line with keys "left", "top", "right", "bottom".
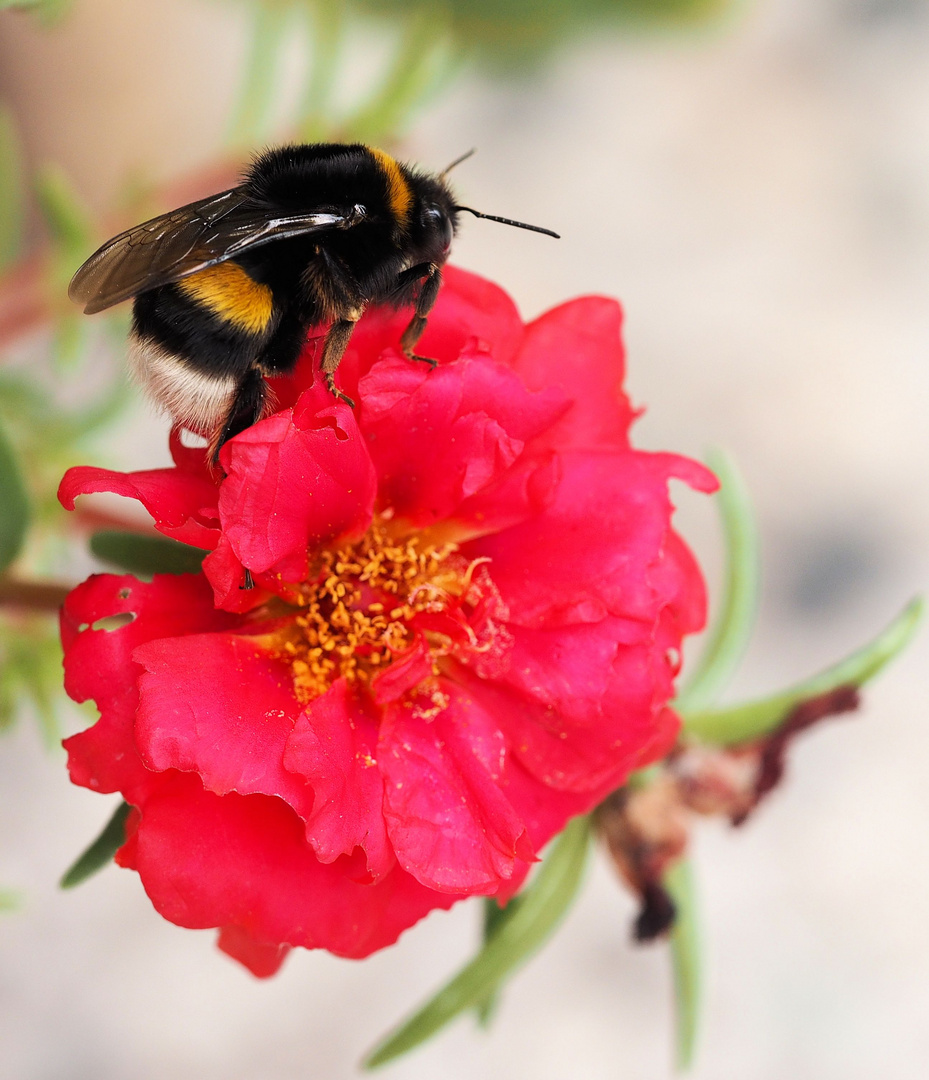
{"left": 278, "top": 519, "right": 505, "bottom": 704}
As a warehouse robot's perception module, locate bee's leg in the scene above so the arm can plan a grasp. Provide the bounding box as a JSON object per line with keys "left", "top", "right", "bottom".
{"left": 320, "top": 316, "right": 362, "bottom": 407}
{"left": 393, "top": 261, "right": 433, "bottom": 291}
{"left": 210, "top": 367, "right": 268, "bottom": 463}
{"left": 399, "top": 264, "right": 442, "bottom": 367}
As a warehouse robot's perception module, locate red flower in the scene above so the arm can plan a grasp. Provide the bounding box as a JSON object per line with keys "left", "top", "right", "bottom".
{"left": 59, "top": 267, "right": 716, "bottom": 977}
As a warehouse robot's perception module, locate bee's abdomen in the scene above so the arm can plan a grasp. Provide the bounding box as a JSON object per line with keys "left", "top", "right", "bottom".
{"left": 177, "top": 261, "right": 275, "bottom": 334}
{"left": 129, "top": 271, "right": 278, "bottom": 434}
{"left": 127, "top": 332, "right": 238, "bottom": 435}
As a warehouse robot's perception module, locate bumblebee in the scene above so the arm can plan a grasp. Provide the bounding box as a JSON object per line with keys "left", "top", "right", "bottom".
{"left": 69, "top": 142, "right": 558, "bottom": 458}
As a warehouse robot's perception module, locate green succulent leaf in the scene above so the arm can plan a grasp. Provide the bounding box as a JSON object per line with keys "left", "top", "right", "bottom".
{"left": 364, "top": 814, "right": 591, "bottom": 1068}
{"left": 60, "top": 801, "right": 131, "bottom": 889}
{"left": 0, "top": 415, "right": 31, "bottom": 573}
{"left": 682, "top": 598, "right": 923, "bottom": 746}
{"left": 676, "top": 449, "right": 760, "bottom": 715}
{"left": 90, "top": 531, "right": 207, "bottom": 577}
{"left": 665, "top": 859, "right": 701, "bottom": 1070}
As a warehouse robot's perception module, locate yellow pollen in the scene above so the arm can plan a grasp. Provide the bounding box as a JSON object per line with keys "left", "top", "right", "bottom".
{"left": 275, "top": 519, "right": 476, "bottom": 704}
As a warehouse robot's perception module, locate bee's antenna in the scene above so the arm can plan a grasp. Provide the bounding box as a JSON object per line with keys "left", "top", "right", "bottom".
{"left": 440, "top": 148, "right": 477, "bottom": 178}
{"left": 453, "top": 206, "right": 560, "bottom": 239}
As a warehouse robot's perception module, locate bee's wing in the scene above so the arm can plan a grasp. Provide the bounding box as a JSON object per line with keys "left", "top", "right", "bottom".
{"left": 69, "top": 187, "right": 353, "bottom": 314}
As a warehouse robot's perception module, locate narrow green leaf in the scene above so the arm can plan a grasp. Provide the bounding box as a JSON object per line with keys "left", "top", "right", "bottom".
{"left": 364, "top": 815, "right": 591, "bottom": 1069}
{"left": 474, "top": 894, "right": 526, "bottom": 1026}
{"left": 675, "top": 449, "right": 759, "bottom": 714}
{"left": 60, "top": 801, "right": 131, "bottom": 889}
{"left": 0, "top": 107, "right": 25, "bottom": 271}
{"left": 0, "top": 415, "right": 30, "bottom": 572}
{"left": 665, "top": 859, "right": 701, "bottom": 1071}
{"left": 90, "top": 531, "right": 207, "bottom": 577}
{"left": 683, "top": 598, "right": 923, "bottom": 745}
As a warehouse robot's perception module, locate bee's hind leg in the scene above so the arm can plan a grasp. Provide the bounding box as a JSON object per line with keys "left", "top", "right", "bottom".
{"left": 399, "top": 264, "right": 442, "bottom": 367}
{"left": 210, "top": 367, "right": 268, "bottom": 464}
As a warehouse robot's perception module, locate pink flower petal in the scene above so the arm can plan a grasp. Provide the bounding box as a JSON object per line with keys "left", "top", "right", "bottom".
{"left": 379, "top": 683, "right": 533, "bottom": 893}
{"left": 267, "top": 265, "right": 526, "bottom": 415}
{"left": 128, "top": 773, "right": 457, "bottom": 958}
{"left": 62, "top": 574, "right": 236, "bottom": 800}
{"left": 216, "top": 925, "right": 291, "bottom": 978}
{"left": 213, "top": 400, "right": 376, "bottom": 585}
{"left": 457, "top": 613, "right": 680, "bottom": 793}
{"left": 282, "top": 680, "right": 393, "bottom": 878}
{"left": 467, "top": 448, "right": 715, "bottom": 629}
{"left": 133, "top": 633, "right": 310, "bottom": 813}
{"left": 59, "top": 465, "right": 220, "bottom": 548}
{"left": 358, "top": 351, "right": 564, "bottom": 526}
{"left": 513, "top": 296, "right": 636, "bottom": 452}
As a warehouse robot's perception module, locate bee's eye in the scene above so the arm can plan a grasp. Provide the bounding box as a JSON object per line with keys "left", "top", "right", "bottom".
{"left": 424, "top": 206, "right": 453, "bottom": 251}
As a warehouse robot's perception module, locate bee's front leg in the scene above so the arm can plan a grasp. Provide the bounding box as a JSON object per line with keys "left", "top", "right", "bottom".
{"left": 399, "top": 264, "right": 442, "bottom": 368}
{"left": 320, "top": 308, "right": 365, "bottom": 408}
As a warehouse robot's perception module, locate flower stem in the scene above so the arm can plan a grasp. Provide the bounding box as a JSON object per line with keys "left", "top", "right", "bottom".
{"left": 0, "top": 576, "right": 70, "bottom": 611}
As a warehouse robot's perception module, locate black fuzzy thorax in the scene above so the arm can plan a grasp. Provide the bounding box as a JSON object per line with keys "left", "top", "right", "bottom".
{"left": 242, "top": 144, "right": 417, "bottom": 307}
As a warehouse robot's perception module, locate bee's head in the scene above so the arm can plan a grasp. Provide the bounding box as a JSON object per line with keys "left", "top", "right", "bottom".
{"left": 421, "top": 202, "right": 456, "bottom": 255}
{"left": 406, "top": 175, "right": 459, "bottom": 264}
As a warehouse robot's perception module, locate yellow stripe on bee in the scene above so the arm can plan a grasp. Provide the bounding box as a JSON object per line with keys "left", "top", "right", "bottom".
{"left": 368, "top": 147, "right": 413, "bottom": 227}
{"left": 178, "top": 261, "right": 274, "bottom": 334}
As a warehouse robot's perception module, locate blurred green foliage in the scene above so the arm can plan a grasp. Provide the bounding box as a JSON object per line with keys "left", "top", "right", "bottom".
{"left": 354, "top": 0, "right": 732, "bottom": 66}
{"left": 0, "top": 416, "right": 30, "bottom": 574}
{"left": 0, "top": 0, "right": 72, "bottom": 22}
{"left": 0, "top": 107, "right": 25, "bottom": 271}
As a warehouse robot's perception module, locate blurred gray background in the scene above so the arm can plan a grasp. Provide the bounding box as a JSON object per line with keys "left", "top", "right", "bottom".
{"left": 1, "top": 0, "right": 927, "bottom": 1077}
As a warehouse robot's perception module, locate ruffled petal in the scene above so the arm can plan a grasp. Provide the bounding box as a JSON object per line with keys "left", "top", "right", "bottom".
{"left": 378, "top": 683, "right": 533, "bottom": 893}
{"left": 212, "top": 398, "right": 376, "bottom": 589}
{"left": 357, "top": 351, "right": 565, "bottom": 526}
{"left": 512, "top": 296, "right": 635, "bottom": 452}
{"left": 267, "top": 265, "right": 527, "bottom": 415}
{"left": 457, "top": 613, "right": 680, "bottom": 793}
{"left": 216, "top": 925, "right": 291, "bottom": 979}
{"left": 62, "top": 574, "right": 237, "bottom": 799}
{"left": 133, "top": 633, "right": 310, "bottom": 813}
{"left": 128, "top": 772, "right": 457, "bottom": 959}
{"left": 282, "top": 679, "right": 393, "bottom": 879}
{"left": 58, "top": 465, "right": 220, "bottom": 548}
{"left": 467, "top": 448, "right": 716, "bottom": 629}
